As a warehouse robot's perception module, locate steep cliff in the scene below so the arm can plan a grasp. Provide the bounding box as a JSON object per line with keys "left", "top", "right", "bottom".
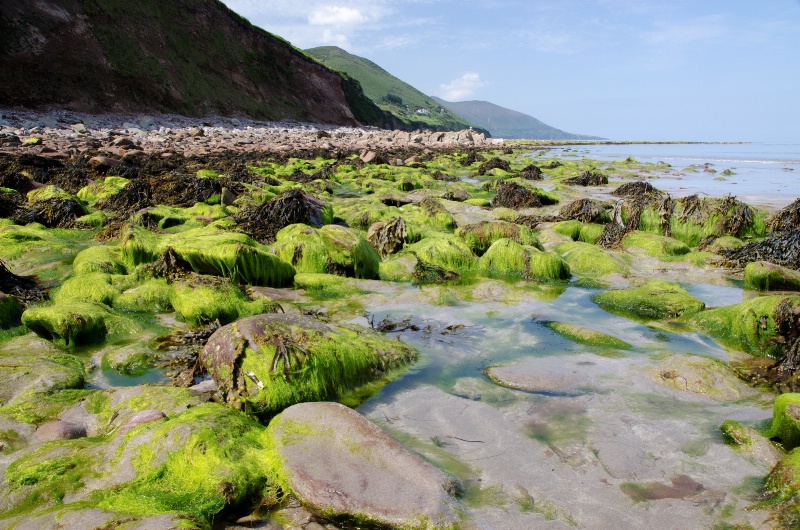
{"left": 0, "top": 0, "right": 394, "bottom": 127}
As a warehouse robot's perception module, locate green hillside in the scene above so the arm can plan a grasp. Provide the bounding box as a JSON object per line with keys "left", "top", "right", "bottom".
{"left": 431, "top": 97, "right": 604, "bottom": 140}
{"left": 306, "top": 46, "right": 485, "bottom": 133}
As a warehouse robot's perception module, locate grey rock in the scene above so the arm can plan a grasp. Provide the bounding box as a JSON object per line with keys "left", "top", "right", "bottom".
{"left": 270, "top": 402, "right": 462, "bottom": 529}
{"left": 88, "top": 155, "right": 126, "bottom": 173}
{"left": 188, "top": 379, "right": 218, "bottom": 398}
{"left": 118, "top": 409, "right": 167, "bottom": 435}
{"left": 359, "top": 150, "right": 377, "bottom": 164}
{"left": 34, "top": 421, "right": 87, "bottom": 442}
{"left": 71, "top": 123, "right": 88, "bottom": 135}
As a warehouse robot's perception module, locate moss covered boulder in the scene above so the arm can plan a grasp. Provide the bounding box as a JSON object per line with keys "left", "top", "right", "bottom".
{"left": 544, "top": 321, "right": 631, "bottom": 350}
{"left": 273, "top": 224, "right": 381, "bottom": 279}
{"left": 52, "top": 273, "right": 125, "bottom": 306}
{"left": 456, "top": 221, "right": 540, "bottom": 256}
{"left": 268, "top": 402, "right": 462, "bottom": 529}
{"left": 622, "top": 231, "right": 691, "bottom": 258}
{"left": 690, "top": 295, "right": 800, "bottom": 358}
{"left": 404, "top": 235, "right": 477, "bottom": 274}
{"left": 170, "top": 274, "right": 279, "bottom": 327}
{"left": 762, "top": 393, "right": 800, "bottom": 450}
{"left": 555, "top": 242, "right": 631, "bottom": 278}
{"left": 0, "top": 385, "right": 286, "bottom": 529}
{"left": 0, "top": 335, "right": 84, "bottom": 406}
{"left": 478, "top": 239, "right": 570, "bottom": 281}
{"left": 744, "top": 261, "right": 800, "bottom": 292}
{"left": 71, "top": 245, "right": 128, "bottom": 276}
{"left": 720, "top": 420, "right": 783, "bottom": 468}
{"left": 200, "top": 313, "right": 417, "bottom": 416}
{"left": 122, "top": 226, "right": 296, "bottom": 287}
{"left": 22, "top": 302, "right": 141, "bottom": 348}
{"left": 593, "top": 280, "right": 705, "bottom": 321}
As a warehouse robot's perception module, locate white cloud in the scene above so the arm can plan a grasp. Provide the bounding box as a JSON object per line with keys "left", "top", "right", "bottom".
{"left": 437, "top": 73, "right": 486, "bottom": 101}
{"left": 309, "top": 6, "right": 368, "bottom": 27}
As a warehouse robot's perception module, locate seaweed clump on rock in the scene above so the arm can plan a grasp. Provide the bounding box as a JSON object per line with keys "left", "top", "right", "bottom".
{"left": 559, "top": 199, "right": 611, "bottom": 224}
{"left": 477, "top": 157, "right": 511, "bottom": 175}
{"left": 493, "top": 182, "right": 554, "bottom": 210}
{"left": 564, "top": 170, "right": 608, "bottom": 186}
{"left": 13, "top": 195, "right": 86, "bottom": 228}
{"left": 519, "top": 164, "right": 542, "bottom": 180}
{"left": 235, "top": 189, "right": 332, "bottom": 245}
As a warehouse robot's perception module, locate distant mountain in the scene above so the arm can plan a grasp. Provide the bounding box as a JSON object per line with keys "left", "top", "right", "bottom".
{"left": 306, "top": 46, "right": 487, "bottom": 134}
{"left": 0, "top": 0, "right": 397, "bottom": 127}
{"left": 431, "top": 97, "right": 603, "bottom": 140}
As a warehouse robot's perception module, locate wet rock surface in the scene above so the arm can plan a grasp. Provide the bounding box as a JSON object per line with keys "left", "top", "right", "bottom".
{"left": 269, "top": 402, "right": 463, "bottom": 529}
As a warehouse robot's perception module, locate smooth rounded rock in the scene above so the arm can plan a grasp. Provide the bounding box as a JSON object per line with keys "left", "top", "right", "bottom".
{"left": 34, "top": 420, "right": 86, "bottom": 442}
{"left": 118, "top": 409, "right": 167, "bottom": 435}
{"left": 269, "top": 402, "right": 462, "bottom": 529}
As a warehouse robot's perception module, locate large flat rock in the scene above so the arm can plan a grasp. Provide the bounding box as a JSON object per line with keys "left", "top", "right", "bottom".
{"left": 269, "top": 402, "right": 462, "bottom": 529}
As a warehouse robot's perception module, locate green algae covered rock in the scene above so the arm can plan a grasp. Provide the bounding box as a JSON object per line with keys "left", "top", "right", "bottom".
{"left": 478, "top": 239, "right": 570, "bottom": 281}
{"left": 320, "top": 224, "right": 381, "bottom": 279}
{"left": 555, "top": 241, "right": 631, "bottom": 278}
{"left": 0, "top": 293, "right": 23, "bottom": 328}
{"left": 622, "top": 231, "right": 691, "bottom": 258}
{"left": 273, "top": 224, "right": 381, "bottom": 279}
{"left": 578, "top": 223, "right": 606, "bottom": 244}
{"left": 404, "top": 235, "right": 477, "bottom": 273}
{"left": 649, "top": 354, "right": 761, "bottom": 402}
{"left": 171, "top": 275, "right": 280, "bottom": 327}
{"left": 21, "top": 302, "right": 141, "bottom": 347}
{"left": 551, "top": 220, "right": 584, "bottom": 241}
{"left": 456, "top": 221, "right": 540, "bottom": 255}
{"left": 71, "top": 245, "right": 127, "bottom": 276}
{"left": 113, "top": 279, "right": 173, "bottom": 313}
{"left": 762, "top": 393, "right": 800, "bottom": 450}
{"left": 0, "top": 335, "right": 84, "bottom": 407}
{"left": 200, "top": 313, "right": 417, "bottom": 416}
{"left": 690, "top": 295, "right": 800, "bottom": 358}
{"left": 593, "top": 280, "right": 705, "bottom": 321}
{"left": 0, "top": 385, "right": 286, "bottom": 528}
{"left": 544, "top": 321, "right": 631, "bottom": 350}
{"left": 720, "top": 420, "right": 783, "bottom": 467}
{"left": 765, "top": 448, "right": 800, "bottom": 525}
{"left": 52, "top": 273, "right": 124, "bottom": 306}
{"left": 744, "top": 261, "right": 800, "bottom": 292}
{"left": 122, "top": 226, "right": 295, "bottom": 287}
{"left": 76, "top": 176, "right": 129, "bottom": 207}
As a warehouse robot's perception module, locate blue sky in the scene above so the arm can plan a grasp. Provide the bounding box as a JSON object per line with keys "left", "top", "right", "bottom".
{"left": 219, "top": 1, "right": 799, "bottom": 141}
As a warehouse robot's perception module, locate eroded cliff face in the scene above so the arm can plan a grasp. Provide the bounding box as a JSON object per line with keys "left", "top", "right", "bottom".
{"left": 0, "top": 0, "right": 390, "bottom": 126}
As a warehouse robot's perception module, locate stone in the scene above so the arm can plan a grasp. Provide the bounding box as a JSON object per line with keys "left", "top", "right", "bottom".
{"left": 220, "top": 187, "right": 236, "bottom": 206}
{"left": 360, "top": 150, "right": 377, "bottom": 164}
{"left": 71, "top": 123, "right": 88, "bottom": 135}
{"left": 88, "top": 156, "right": 126, "bottom": 173}
{"left": 744, "top": 260, "right": 800, "bottom": 291}
{"left": 269, "top": 402, "right": 462, "bottom": 528}
{"left": 118, "top": 409, "right": 167, "bottom": 435}
{"left": 34, "top": 420, "right": 87, "bottom": 442}
{"left": 138, "top": 116, "right": 155, "bottom": 129}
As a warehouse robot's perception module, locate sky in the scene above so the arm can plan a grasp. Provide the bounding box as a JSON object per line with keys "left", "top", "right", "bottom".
{"left": 218, "top": 1, "right": 800, "bottom": 142}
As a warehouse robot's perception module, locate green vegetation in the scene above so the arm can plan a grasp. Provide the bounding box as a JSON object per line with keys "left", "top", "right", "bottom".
{"left": 593, "top": 280, "right": 705, "bottom": 321}
{"left": 306, "top": 46, "right": 480, "bottom": 132}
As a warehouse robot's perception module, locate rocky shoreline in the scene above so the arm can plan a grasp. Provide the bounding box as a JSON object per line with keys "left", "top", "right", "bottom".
{"left": 0, "top": 112, "right": 799, "bottom": 529}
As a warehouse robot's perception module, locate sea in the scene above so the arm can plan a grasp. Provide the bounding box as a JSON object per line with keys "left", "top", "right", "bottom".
{"left": 543, "top": 142, "right": 800, "bottom": 209}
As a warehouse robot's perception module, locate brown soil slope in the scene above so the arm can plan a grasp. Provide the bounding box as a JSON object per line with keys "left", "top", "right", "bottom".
{"left": 0, "top": 0, "right": 397, "bottom": 127}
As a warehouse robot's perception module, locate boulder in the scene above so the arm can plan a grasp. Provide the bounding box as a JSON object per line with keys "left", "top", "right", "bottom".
{"left": 367, "top": 217, "right": 407, "bottom": 258}
{"left": 88, "top": 156, "right": 127, "bottom": 173}
{"left": 200, "top": 313, "right": 416, "bottom": 416}
{"left": 0, "top": 336, "right": 84, "bottom": 406}
{"left": 34, "top": 420, "right": 87, "bottom": 442}
{"left": 268, "top": 402, "right": 462, "bottom": 529}
{"left": 478, "top": 238, "right": 570, "bottom": 281}
{"left": 592, "top": 280, "right": 705, "bottom": 321}
{"left": 744, "top": 261, "right": 800, "bottom": 292}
